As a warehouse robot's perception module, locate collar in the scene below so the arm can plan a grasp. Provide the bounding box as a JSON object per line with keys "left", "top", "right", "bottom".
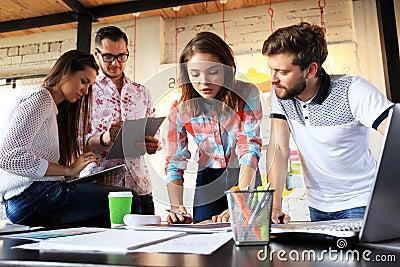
{"left": 97, "top": 71, "right": 127, "bottom": 84}
{"left": 311, "top": 68, "right": 330, "bottom": 104}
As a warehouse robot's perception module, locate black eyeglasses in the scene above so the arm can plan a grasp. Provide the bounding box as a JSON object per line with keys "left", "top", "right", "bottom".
{"left": 95, "top": 48, "right": 129, "bottom": 63}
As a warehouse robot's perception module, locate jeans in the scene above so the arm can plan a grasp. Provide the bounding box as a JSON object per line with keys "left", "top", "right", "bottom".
{"left": 139, "top": 194, "right": 155, "bottom": 215}
{"left": 309, "top": 206, "right": 366, "bottom": 222}
{"left": 5, "top": 181, "right": 141, "bottom": 227}
{"left": 193, "top": 167, "right": 261, "bottom": 223}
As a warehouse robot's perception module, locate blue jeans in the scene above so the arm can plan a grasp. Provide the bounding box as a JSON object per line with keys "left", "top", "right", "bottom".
{"left": 309, "top": 206, "right": 366, "bottom": 222}
{"left": 5, "top": 181, "right": 141, "bottom": 227}
{"left": 193, "top": 167, "right": 261, "bottom": 223}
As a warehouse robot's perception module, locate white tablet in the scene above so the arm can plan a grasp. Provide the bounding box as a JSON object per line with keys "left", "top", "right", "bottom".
{"left": 67, "top": 164, "right": 127, "bottom": 184}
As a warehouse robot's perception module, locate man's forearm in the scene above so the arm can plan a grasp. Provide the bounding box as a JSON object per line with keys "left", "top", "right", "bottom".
{"left": 267, "top": 145, "right": 290, "bottom": 210}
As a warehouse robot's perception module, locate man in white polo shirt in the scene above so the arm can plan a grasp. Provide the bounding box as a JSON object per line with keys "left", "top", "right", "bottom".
{"left": 262, "top": 22, "right": 393, "bottom": 223}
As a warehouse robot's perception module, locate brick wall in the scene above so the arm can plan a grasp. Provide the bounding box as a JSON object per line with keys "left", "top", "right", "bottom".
{"left": 164, "top": 0, "right": 354, "bottom": 63}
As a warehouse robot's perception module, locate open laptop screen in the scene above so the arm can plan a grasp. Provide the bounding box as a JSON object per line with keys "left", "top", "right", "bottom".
{"left": 359, "top": 103, "right": 400, "bottom": 242}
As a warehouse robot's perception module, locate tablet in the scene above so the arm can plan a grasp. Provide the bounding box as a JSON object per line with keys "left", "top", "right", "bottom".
{"left": 67, "top": 164, "right": 127, "bottom": 184}
{"left": 106, "top": 117, "right": 165, "bottom": 160}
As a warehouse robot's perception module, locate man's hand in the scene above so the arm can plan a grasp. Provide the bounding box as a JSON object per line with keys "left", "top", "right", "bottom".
{"left": 271, "top": 208, "right": 290, "bottom": 224}
{"left": 103, "top": 121, "right": 123, "bottom": 145}
{"left": 144, "top": 135, "right": 159, "bottom": 154}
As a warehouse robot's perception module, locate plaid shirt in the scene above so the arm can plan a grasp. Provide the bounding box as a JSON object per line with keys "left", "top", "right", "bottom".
{"left": 81, "top": 72, "right": 156, "bottom": 195}
{"left": 165, "top": 80, "right": 262, "bottom": 183}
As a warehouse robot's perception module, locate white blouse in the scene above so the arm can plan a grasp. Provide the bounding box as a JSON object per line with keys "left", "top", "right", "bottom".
{"left": 0, "top": 86, "right": 63, "bottom": 201}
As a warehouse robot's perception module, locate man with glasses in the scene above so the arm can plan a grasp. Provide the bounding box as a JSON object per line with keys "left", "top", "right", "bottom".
{"left": 82, "top": 26, "right": 160, "bottom": 215}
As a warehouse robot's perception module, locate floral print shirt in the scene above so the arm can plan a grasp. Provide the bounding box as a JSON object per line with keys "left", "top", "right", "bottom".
{"left": 81, "top": 72, "right": 156, "bottom": 195}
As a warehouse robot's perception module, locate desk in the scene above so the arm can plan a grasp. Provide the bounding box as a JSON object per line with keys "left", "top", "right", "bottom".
{"left": 0, "top": 235, "right": 398, "bottom": 266}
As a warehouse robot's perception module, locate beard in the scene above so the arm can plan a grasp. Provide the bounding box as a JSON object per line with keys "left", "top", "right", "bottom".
{"left": 100, "top": 64, "right": 122, "bottom": 79}
{"left": 273, "top": 79, "right": 306, "bottom": 100}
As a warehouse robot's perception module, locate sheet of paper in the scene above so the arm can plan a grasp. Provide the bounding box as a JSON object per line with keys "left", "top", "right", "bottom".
{"left": 0, "top": 221, "right": 37, "bottom": 235}
{"left": 3, "top": 227, "right": 106, "bottom": 241}
{"left": 126, "top": 222, "right": 232, "bottom": 234}
{"left": 13, "top": 229, "right": 186, "bottom": 254}
{"left": 107, "top": 117, "right": 165, "bottom": 160}
{"left": 132, "top": 233, "right": 232, "bottom": 255}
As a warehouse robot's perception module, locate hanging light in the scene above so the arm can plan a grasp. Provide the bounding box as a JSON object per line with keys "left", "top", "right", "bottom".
{"left": 172, "top": 6, "right": 181, "bottom": 80}
{"left": 132, "top": 12, "right": 140, "bottom": 81}
{"left": 318, "top": 0, "right": 327, "bottom": 27}
{"left": 268, "top": 0, "right": 274, "bottom": 33}
{"left": 220, "top": 0, "right": 228, "bottom": 41}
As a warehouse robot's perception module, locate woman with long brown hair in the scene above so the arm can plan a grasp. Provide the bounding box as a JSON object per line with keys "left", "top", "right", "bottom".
{"left": 165, "top": 32, "right": 263, "bottom": 223}
{"left": 0, "top": 50, "right": 140, "bottom": 227}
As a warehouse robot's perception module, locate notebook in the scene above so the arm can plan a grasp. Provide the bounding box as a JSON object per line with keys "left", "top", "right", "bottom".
{"left": 271, "top": 103, "right": 400, "bottom": 243}
{"left": 106, "top": 117, "right": 165, "bottom": 160}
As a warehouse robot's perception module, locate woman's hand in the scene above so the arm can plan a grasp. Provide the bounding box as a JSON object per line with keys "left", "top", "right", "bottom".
{"left": 212, "top": 209, "right": 230, "bottom": 222}
{"left": 166, "top": 205, "right": 193, "bottom": 224}
{"left": 67, "top": 152, "right": 99, "bottom": 177}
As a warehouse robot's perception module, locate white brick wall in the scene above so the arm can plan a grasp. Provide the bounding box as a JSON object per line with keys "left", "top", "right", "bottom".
{"left": 163, "top": 0, "right": 356, "bottom": 63}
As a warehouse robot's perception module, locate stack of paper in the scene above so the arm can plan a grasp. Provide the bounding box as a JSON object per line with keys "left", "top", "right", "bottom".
{"left": 127, "top": 222, "right": 232, "bottom": 234}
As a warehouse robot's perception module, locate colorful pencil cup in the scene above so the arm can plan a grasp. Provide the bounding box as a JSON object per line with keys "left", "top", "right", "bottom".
{"left": 226, "top": 188, "right": 274, "bottom": 246}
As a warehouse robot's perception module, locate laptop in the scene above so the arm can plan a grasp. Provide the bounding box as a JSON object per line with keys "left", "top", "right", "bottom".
{"left": 271, "top": 103, "right": 400, "bottom": 243}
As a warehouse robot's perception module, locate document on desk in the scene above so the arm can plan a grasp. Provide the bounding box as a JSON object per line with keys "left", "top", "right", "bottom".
{"left": 127, "top": 222, "right": 232, "bottom": 234}
{"left": 13, "top": 229, "right": 186, "bottom": 254}
{"left": 132, "top": 233, "right": 233, "bottom": 255}
{"left": 4, "top": 227, "right": 106, "bottom": 241}
{"left": 106, "top": 117, "right": 165, "bottom": 160}
{"left": 0, "top": 221, "right": 37, "bottom": 235}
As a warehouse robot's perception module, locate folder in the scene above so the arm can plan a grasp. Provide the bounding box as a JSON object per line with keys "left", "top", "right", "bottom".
{"left": 106, "top": 117, "right": 165, "bottom": 160}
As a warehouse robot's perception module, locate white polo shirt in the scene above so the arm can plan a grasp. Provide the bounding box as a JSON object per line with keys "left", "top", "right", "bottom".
{"left": 270, "top": 70, "right": 393, "bottom": 212}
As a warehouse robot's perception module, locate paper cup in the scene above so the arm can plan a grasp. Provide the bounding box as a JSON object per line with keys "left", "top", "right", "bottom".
{"left": 108, "top": 191, "right": 133, "bottom": 227}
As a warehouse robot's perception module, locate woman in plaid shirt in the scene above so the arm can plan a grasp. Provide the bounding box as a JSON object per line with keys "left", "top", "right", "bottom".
{"left": 165, "top": 32, "right": 263, "bottom": 223}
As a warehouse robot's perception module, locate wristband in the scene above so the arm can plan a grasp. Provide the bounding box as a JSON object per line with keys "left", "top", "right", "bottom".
{"left": 99, "top": 132, "right": 107, "bottom": 147}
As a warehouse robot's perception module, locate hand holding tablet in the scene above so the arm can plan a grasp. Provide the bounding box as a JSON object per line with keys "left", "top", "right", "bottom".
{"left": 106, "top": 117, "right": 165, "bottom": 160}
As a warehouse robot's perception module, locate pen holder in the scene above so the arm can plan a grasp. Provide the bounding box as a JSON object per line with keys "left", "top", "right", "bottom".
{"left": 226, "top": 189, "right": 274, "bottom": 246}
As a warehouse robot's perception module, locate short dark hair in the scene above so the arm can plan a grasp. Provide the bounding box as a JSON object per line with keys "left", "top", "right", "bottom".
{"left": 262, "top": 22, "right": 328, "bottom": 75}
{"left": 95, "top": 26, "right": 128, "bottom": 47}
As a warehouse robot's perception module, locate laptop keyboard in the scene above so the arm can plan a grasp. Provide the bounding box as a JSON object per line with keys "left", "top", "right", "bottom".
{"left": 304, "top": 221, "right": 362, "bottom": 231}
{"left": 271, "top": 219, "right": 363, "bottom": 238}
